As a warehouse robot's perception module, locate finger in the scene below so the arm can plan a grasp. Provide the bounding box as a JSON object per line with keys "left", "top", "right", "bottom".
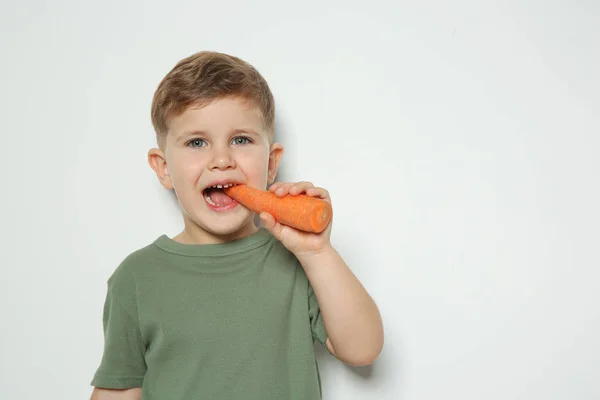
{"left": 260, "top": 212, "right": 285, "bottom": 239}
{"left": 274, "top": 182, "right": 295, "bottom": 197}
{"left": 269, "top": 182, "right": 281, "bottom": 192}
{"left": 306, "top": 187, "right": 330, "bottom": 200}
{"left": 289, "top": 181, "right": 314, "bottom": 195}
{"left": 260, "top": 211, "right": 275, "bottom": 229}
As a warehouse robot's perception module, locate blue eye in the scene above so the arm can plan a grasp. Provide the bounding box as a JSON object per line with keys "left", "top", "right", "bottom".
{"left": 232, "top": 136, "right": 252, "bottom": 145}
{"left": 188, "top": 139, "right": 206, "bottom": 148}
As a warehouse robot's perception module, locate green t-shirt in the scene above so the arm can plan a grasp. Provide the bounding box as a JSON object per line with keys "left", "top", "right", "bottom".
{"left": 91, "top": 228, "right": 329, "bottom": 399}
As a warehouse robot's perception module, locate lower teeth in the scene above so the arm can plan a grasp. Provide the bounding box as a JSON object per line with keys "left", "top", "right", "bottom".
{"left": 205, "top": 195, "right": 216, "bottom": 206}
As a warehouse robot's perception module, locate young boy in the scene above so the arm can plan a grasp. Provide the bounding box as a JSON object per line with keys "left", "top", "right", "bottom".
{"left": 90, "top": 51, "right": 383, "bottom": 400}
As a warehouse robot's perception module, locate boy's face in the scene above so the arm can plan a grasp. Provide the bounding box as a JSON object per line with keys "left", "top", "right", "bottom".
{"left": 148, "top": 96, "right": 283, "bottom": 241}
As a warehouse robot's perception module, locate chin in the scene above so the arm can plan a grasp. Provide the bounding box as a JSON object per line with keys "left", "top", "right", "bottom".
{"left": 196, "top": 210, "right": 256, "bottom": 238}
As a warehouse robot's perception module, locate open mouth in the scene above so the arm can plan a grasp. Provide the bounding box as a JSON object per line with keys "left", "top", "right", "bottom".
{"left": 202, "top": 183, "right": 239, "bottom": 209}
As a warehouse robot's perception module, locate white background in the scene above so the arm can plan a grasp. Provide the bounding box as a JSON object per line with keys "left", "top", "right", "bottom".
{"left": 1, "top": 1, "right": 599, "bottom": 399}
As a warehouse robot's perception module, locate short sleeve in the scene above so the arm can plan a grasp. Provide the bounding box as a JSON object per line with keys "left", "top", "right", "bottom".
{"left": 91, "top": 285, "right": 146, "bottom": 389}
{"left": 308, "top": 282, "right": 328, "bottom": 346}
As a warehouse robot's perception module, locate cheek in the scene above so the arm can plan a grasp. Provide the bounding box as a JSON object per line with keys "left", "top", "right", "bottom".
{"left": 167, "top": 152, "right": 205, "bottom": 186}
{"left": 238, "top": 152, "right": 269, "bottom": 181}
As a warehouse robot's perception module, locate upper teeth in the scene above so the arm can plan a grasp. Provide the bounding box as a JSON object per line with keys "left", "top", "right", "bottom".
{"left": 208, "top": 183, "right": 236, "bottom": 189}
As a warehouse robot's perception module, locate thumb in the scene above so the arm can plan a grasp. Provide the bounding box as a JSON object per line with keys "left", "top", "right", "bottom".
{"left": 260, "top": 212, "right": 284, "bottom": 240}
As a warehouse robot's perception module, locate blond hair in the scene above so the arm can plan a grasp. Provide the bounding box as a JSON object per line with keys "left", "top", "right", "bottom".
{"left": 151, "top": 51, "right": 275, "bottom": 148}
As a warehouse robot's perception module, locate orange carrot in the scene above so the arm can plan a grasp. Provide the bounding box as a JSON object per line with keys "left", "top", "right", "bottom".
{"left": 223, "top": 184, "right": 332, "bottom": 233}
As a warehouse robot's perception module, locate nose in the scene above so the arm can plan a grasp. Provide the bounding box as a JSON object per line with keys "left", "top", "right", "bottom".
{"left": 208, "top": 145, "right": 236, "bottom": 171}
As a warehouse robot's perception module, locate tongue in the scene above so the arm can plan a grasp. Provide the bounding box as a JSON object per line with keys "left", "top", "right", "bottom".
{"left": 208, "top": 189, "right": 234, "bottom": 207}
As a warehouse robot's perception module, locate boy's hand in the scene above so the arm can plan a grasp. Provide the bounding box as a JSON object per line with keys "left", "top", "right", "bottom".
{"left": 262, "top": 182, "right": 384, "bottom": 366}
{"left": 260, "top": 181, "right": 333, "bottom": 257}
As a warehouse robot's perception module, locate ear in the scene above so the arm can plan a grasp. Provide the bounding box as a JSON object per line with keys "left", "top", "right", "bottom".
{"left": 148, "top": 148, "right": 174, "bottom": 190}
{"left": 267, "top": 142, "right": 284, "bottom": 184}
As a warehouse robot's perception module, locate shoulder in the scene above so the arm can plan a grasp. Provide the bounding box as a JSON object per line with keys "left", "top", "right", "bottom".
{"left": 261, "top": 235, "right": 310, "bottom": 284}
{"left": 264, "top": 235, "right": 305, "bottom": 267}
{"left": 106, "top": 240, "right": 161, "bottom": 294}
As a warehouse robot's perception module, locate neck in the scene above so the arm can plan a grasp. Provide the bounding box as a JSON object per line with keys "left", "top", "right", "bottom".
{"left": 174, "top": 218, "right": 259, "bottom": 245}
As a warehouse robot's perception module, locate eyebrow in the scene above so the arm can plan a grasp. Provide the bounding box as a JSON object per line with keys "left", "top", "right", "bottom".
{"left": 177, "top": 128, "right": 261, "bottom": 142}
{"left": 177, "top": 130, "right": 205, "bottom": 141}
{"left": 233, "top": 128, "right": 260, "bottom": 137}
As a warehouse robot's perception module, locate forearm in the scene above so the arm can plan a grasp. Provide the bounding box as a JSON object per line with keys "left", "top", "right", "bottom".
{"left": 90, "top": 388, "right": 142, "bottom": 400}
{"left": 297, "top": 246, "right": 383, "bottom": 365}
